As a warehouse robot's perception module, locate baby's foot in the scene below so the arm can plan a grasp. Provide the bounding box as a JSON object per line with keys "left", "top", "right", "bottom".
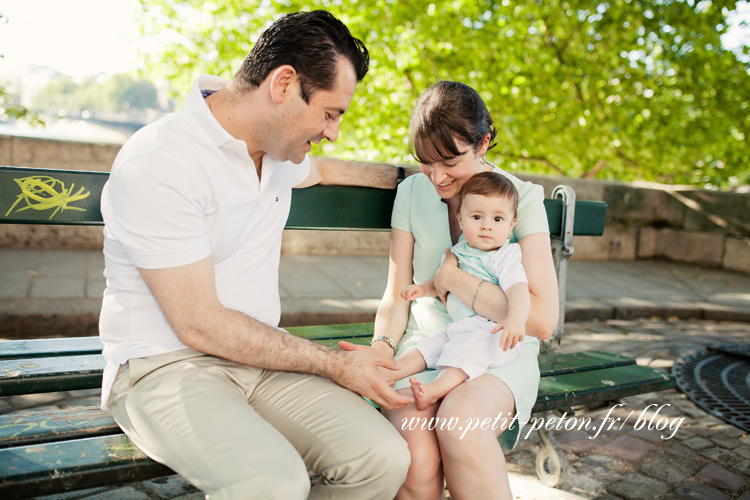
{"left": 409, "top": 377, "right": 439, "bottom": 411}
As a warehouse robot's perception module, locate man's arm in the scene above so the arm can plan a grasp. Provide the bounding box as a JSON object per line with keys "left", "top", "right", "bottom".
{"left": 295, "top": 156, "right": 414, "bottom": 189}
{"left": 137, "top": 256, "right": 414, "bottom": 409}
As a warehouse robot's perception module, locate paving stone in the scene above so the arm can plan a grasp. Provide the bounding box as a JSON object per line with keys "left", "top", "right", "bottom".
{"left": 636, "top": 451, "right": 704, "bottom": 484}
{"left": 571, "top": 454, "right": 627, "bottom": 484}
{"left": 688, "top": 426, "right": 719, "bottom": 438}
{"left": 628, "top": 427, "right": 670, "bottom": 444}
{"left": 556, "top": 430, "right": 603, "bottom": 455}
{"left": 709, "top": 433, "right": 741, "bottom": 449}
{"left": 699, "top": 447, "right": 744, "bottom": 466}
{"left": 80, "top": 487, "right": 149, "bottom": 500}
{"left": 735, "top": 493, "right": 750, "bottom": 500}
{"left": 695, "top": 463, "right": 745, "bottom": 492}
{"left": 36, "top": 487, "right": 108, "bottom": 500}
{"left": 682, "top": 436, "right": 714, "bottom": 450}
{"left": 605, "top": 472, "right": 668, "bottom": 499}
{"left": 599, "top": 435, "right": 658, "bottom": 462}
{"left": 8, "top": 391, "right": 68, "bottom": 409}
{"left": 68, "top": 388, "right": 102, "bottom": 398}
{"left": 737, "top": 445, "right": 750, "bottom": 459}
{"left": 0, "top": 399, "right": 13, "bottom": 414}
{"left": 171, "top": 493, "right": 205, "bottom": 500}
{"left": 740, "top": 435, "right": 750, "bottom": 446}
{"left": 731, "top": 459, "right": 750, "bottom": 476}
{"left": 711, "top": 424, "right": 745, "bottom": 438}
{"left": 673, "top": 481, "right": 730, "bottom": 500}
{"left": 140, "top": 475, "right": 199, "bottom": 499}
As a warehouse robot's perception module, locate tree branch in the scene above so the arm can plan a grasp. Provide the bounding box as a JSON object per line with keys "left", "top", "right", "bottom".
{"left": 497, "top": 151, "right": 568, "bottom": 176}
{"left": 582, "top": 160, "right": 607, "bottom": 178}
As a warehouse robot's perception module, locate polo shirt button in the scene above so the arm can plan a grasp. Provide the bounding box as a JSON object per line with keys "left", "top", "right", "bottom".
{"left": 242, "top": 162, "right": 250, "bottom": 169}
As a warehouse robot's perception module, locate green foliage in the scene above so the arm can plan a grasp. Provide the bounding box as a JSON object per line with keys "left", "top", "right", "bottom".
{"left": 32, "top": 73, "right": 158, "bottom": 115}
{"left": 138, "top": 0, "right": 750, "bottom": 189}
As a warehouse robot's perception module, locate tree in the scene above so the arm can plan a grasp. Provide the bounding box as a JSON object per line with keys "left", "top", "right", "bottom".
{"left": 137, "top": 0, "right": 750, "bottom": 189}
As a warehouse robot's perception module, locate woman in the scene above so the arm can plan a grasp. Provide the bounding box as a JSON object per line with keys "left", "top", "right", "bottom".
{"left": 372, "top": 81, "right": 558, "bottom": 499}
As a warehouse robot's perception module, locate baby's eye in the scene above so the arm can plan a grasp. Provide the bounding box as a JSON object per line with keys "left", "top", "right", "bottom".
{"left": 472, "top": 215, "right": 482, "bottom": 220}
{"left": 494, "top": 217, "right": 503, "bottom": 222}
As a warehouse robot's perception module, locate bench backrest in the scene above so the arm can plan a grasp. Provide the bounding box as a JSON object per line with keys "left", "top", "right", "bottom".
{"left": 0, "top": 165, "right": 607, "bottom": 346}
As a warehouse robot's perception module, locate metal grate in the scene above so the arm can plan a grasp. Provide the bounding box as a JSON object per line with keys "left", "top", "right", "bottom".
{"left": 672, "top": 343, "right": 750, "bottom": 433}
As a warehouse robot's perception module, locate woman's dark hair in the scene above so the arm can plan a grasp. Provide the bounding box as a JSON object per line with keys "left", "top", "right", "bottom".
{"left": 234, "top": 10, "right": 369, "bottom": 102}
{"left": 410, "top": 81, "right": 497, "bottom": 164}
{"left": 456, "top": 171, "right": 518, "bottom": 218}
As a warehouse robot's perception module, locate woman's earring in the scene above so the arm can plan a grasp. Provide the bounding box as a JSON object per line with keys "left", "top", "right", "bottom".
{"left": 479, "top": 155, "right": 486, "bottom": 165}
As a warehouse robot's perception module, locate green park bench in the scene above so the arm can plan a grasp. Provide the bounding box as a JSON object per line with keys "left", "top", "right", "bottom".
{"left": 0, "top": 165, "right": 676, "bottom": 497}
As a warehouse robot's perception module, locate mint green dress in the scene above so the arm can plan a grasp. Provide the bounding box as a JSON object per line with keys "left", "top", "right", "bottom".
{"left": 391, "top": 166, "right": 549, "bottom": 450}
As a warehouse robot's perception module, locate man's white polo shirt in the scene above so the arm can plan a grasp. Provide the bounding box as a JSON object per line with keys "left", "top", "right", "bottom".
{"left": 99, "top": 75, "right": 311, "bottom": 407}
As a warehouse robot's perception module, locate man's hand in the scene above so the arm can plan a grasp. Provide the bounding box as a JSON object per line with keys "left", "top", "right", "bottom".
{"left": 434, "top": 249, "right": 458, "bottom": 305}
{"left": 335, "top": 341, "right": 414, "bottom": 410}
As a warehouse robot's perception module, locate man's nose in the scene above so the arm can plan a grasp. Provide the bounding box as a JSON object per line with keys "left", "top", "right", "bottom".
{"left": 322, "top": 117, "right": 341, "bottom": 143}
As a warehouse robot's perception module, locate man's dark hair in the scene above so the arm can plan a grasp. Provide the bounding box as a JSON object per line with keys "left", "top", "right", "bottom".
{"left": 235, "top": 10, "right": 369, "bottom": 102}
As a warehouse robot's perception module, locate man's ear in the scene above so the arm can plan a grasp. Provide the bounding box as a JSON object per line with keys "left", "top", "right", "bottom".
{"left": 268, "top": 65, "right": 297, "bottom": 105}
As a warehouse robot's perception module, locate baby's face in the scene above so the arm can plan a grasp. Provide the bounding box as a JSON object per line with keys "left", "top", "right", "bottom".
{"left": 457, "top": 194, "right": 515, "bottom": 251}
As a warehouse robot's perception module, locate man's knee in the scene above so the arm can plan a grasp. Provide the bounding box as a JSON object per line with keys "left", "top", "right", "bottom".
{"left": 362, "top": 424, "right": 411, "bottom": 489}
{"left": 211, "top": 462, "right": 310, "bottom": 500}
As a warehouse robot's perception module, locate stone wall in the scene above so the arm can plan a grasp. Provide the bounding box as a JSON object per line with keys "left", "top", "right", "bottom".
{"left": 2, "top": 134, "right": 748, "bottom": 272}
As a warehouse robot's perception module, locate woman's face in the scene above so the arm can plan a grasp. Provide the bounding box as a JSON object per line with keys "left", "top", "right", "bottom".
{"left": 419, "top": 137, "right": 489, "bottom": 200}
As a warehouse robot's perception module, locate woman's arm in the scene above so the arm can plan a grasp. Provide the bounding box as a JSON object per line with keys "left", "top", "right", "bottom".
{"left": 434, "top": 232, "right": 559, "bottom": 340}
{"left": 371, "top": 228, "right": 416, "bottom": 357}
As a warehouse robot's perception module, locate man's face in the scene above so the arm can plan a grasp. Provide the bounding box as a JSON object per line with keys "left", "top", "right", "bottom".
{"left": 279, "top": 59, "right": 358, "bottom": 164}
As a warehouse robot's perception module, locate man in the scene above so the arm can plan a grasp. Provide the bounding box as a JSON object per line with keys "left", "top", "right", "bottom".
{"left": 99, "top": 11, "right": 412, "bottom": 499}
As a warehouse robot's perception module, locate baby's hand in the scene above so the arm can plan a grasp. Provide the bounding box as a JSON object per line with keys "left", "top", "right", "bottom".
{"left": 493, "top": 320, "right": 525, "bottom": 351}
{"left": 400, "top": 284, "right": 427, "bottom": 301}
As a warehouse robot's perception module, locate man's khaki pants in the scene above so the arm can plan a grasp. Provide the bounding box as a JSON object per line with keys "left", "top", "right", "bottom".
{"left": 106, "top": 349, "right": 410, "bottom": 500}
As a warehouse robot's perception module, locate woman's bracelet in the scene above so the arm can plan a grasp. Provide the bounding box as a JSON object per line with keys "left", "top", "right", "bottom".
{"left": 471, "top": 279, "right": 486, "bottom": 313}
{"left": 371, "top": 335, "right": 397, "bottom": 354}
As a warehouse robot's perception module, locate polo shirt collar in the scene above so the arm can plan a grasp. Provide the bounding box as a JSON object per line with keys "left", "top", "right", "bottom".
{"left": 185, "top": 75, "right": 239, "bottom": 148}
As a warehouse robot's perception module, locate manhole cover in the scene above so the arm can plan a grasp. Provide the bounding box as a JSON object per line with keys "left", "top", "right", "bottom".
{"left": 672, "top": 343, "right": 750, "bottom": 433}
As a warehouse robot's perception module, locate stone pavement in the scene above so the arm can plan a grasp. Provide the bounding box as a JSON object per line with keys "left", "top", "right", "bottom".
{"left": 1, "top": 249, "right": 749, "bottom": 337}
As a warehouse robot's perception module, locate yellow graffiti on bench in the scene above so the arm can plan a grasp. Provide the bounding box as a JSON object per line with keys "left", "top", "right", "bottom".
{"left": 4, "top": 176, "right": 90, "bottom": 220}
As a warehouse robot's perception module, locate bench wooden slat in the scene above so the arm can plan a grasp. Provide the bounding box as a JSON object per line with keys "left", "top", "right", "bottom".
{"left": 0, "top": 406, "right": 121, "bottom": 449}
{"left": 533, "top": 364, "right": 676, "bottom": 413}
{"left": 0, "top": 354, "right": 104, "bottom": 396}
{"left": 0, "top": 320, "right": 639, "bottom": 397}
{"left": 0, "top": 166, "right": 607, "bottom": 236}
{"left": 0, "top": 434, "right": 173, "bottom": 499}
{"left": 0, "top": 337, "right": 105, "bottom": 361}
{"left": 0, "top": 350, "right": 647, "bottom": 449}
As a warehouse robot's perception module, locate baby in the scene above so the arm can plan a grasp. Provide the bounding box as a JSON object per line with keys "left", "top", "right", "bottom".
{"left": 392, "top": 171, "right": 530, "bottom": 410}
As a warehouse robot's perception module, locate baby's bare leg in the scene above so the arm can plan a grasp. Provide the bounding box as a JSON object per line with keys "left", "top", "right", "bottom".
{"left": 410, "top": 367, "right": 468, "bottom": 411}
{"left": 386, "top": 348, "right": 428, "bottom": 382}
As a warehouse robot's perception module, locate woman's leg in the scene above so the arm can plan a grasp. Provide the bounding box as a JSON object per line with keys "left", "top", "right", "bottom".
{"left": 382, "top": 388, "right": 445, "bottom": 500}
{"left": 436, "top": 374, "right": 516, "bottom": 500}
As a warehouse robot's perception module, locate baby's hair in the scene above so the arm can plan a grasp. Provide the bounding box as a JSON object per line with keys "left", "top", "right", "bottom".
{"left": 456, "top": 172, "right": 519, "bottom": 218}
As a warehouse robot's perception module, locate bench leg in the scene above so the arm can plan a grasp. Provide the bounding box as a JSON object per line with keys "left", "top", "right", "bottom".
{"left": 535, "top": 425, "right": 568, "bottom": 487}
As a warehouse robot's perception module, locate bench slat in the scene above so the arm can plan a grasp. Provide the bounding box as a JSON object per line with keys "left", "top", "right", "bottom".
{"left": 0, "top": 337, "right": 105, "bottom": 361}
{"left": 0, "top": 407, "right": 121, "bottom": 449}
{"left": 0, "top": 339, "right": 637, "bottom": 397}
{"left": 0, "top": 352, "right": 658, "bottom": 449}
{"left": 0, "top": 167, "right": 607, "bottom": 236}
{"left": 533, "top": 364, "right": 675, "bottom": 412}
{"left": 0, "top": 354, "right": 104, "bottom": 396}
{"left": 0, "top": 434, "right": 173, "bottom": 499}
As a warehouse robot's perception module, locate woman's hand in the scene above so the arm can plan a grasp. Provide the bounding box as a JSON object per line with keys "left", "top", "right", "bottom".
{"left": 433, "top": 249, "right": 458, "bottom": 304}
